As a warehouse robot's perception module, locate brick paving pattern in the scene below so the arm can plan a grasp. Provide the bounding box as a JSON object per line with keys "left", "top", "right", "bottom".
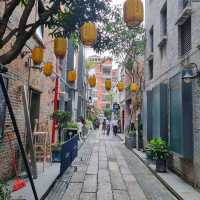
{"left": 49, "top": 131, "right": 177, "bottom": 200}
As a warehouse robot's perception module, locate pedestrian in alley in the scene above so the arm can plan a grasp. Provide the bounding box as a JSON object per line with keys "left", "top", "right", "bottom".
{"left": 106, "top": 119, "right": 110, "bottom": 136}
{"left": 102, "top": 118, "right": 106, "bottom": 135}
{"left": 77, "top": 117, "right": 83, "bottom": 141}
{"left": 112, "top": 118, "right": 118, "bottom": 136}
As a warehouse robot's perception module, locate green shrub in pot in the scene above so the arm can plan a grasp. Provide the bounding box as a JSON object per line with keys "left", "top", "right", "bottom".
{"left": 149, "top": 138, "right": 169, "bottom": 172}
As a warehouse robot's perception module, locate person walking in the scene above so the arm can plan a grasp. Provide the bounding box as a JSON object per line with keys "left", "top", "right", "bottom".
{"left": 102, "top": 119, "right": 106, "bottom": 135}
{"left": 112, "top": 118, "right": 118, "bottom": 136}
{"left": 106, "top": 119, "right": 110, "bottom": 136}
{"left": 77, "top": 117, "right": 83, "bottom": 141}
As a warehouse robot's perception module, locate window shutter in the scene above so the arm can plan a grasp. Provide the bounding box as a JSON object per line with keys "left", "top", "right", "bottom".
{"left": 180, "top": 17, "right": 191, "bottom": 56}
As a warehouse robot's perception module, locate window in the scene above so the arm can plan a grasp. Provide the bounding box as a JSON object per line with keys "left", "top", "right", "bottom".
{"left": 179, "top": 17, "right": 191, "bottom": 56}
{"left": 149, "top": 59, "right": 153, "bottom": 80}
{"left": 103, "top": 68, "right": 111, "bottom": 76}
{"left": 183, "top": 0, "right": 189, "bottom": 8}
{"left": 149, "top": 26, "right": 154, "bottom": 52}
{"left": 0, "top": 77, "right": 8, "bottom": 139}
{"left": 160, "top": 2, "right": 167, "bottom": 36}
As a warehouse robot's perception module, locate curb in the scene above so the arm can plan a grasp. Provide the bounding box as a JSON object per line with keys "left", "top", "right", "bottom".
{"left": 132, "top": 150, "right": 184, "bottom": 200}
{"left": 117, "top": 134, "right": 184, "bottom": 200}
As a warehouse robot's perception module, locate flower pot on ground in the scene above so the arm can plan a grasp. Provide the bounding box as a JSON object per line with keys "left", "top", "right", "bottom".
{"left": 148, "top": 138, "right": 169, "bottom": 172}
{"left": 51, "top": 144, "right": 62, "bottom": 162}
{"left": 125, "top": 130, "right": 136, "bottom": 149}
{"left": 51, "top": 111, "right": 71, "bottom": 143}
{"left": 64, "top": 122, "right": 78, "bottom": 141}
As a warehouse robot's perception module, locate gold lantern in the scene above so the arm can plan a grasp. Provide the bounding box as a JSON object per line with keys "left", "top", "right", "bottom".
{"left": 32, "top": 47, "right": 43, "bottom": 65}
{"left": 123, "top": 0, "right": 144, "bottom": 28}
{"left": 43, "top": 63, "right": 53, "bottom": 77}
{"left": 130, "top": 82, "right": 139, "bottom": 93}
{"left": 88, "top": 75, "right": 96, "bottom": 88}
{"left": 54, "top": 37, "right": 67, "bottom": 58}
{"left": 68, "top": 70, "right": 76, "bottom": 82}
{"left": 117, "top": 81, "right": 124, "bottom": 92}
{"left": 80, "top": 22, "right": 97, "bottom": 46}
{"left": 105, "top": 79, "right": 112, "bottom": 91}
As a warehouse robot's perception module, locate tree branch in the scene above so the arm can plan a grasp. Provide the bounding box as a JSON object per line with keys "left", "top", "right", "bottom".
{"left": 18, "top": 0, "right": 36, "bottom": 32}
{"left": 0, "top": 23, "right": 36, "bottom": 48}
{"left": 0, "top": 0, "right": 20, "bottom": 41}
{"left": 0, "top": 19, "right": 42, "bottom": 65}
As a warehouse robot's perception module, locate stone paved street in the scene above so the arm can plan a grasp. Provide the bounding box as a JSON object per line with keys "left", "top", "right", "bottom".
{"left": 51, "top": 131, "right": 177, "bottom": 200}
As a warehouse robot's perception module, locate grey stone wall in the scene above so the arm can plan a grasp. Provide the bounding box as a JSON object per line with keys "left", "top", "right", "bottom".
{"left": 144, "top": 0, "right": 200, "bottom": 186}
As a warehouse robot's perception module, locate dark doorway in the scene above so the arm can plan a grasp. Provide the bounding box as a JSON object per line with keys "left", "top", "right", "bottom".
{"left": 29, "top": 89, "right": 41, "bottom": 131}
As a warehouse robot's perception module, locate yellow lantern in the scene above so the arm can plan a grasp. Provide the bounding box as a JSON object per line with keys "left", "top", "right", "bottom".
{"left": 105, "top": 79, "right": 112, "bottom": 91}
{"left": 54, "top": 37, "right": 67, "bottom": 58}
{"left": 88, "top": 75, "right": 96, "bottom": 88}
{"left": 130, "top": 82, "right": 139, "bottom": 93}
{"left": 68, "top": 70, "right": 76, "bottom": 82}
{"left": 117, "top": 81, "right": 124, "bottom": 92}
{"left": 43, "top": 63, "right": 53, "bottom": 77}
{"left": 123, "top": 0, "right": 144, "bottom": 28}
{"left": 80, "top": 22, "right": 97, "bottom": 46}
{"left": 32, "top": 47, "right": 43, "bottom": 65}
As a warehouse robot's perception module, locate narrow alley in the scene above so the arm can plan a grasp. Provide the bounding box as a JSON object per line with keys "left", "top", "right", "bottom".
{"left": 47, "top": 131, "right": 177, "bottom": 200}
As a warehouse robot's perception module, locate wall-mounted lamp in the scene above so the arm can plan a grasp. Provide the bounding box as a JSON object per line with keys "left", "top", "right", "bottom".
{"left": 182, "top": 63, "right": 200, "bottom": 83}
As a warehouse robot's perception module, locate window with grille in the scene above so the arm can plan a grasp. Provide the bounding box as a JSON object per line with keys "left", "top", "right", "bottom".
{"left": 179, "top": 17, "right": 191, "bottom": 56}
{"left": 149, "top": 59, "right": 153, "bottom": 80}
{"left": 160, "top": 2, "right": 167, "bottom": 36}
{"left": 149, "top": 26, "right": 154, "bottom": 52}
{"left": 0, "top": 77, "right": 8, "bottom": 140}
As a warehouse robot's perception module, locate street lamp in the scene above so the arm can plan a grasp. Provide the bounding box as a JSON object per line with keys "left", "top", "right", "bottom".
{"left": 182, "top": 63, "right": 200, "bottom": 83}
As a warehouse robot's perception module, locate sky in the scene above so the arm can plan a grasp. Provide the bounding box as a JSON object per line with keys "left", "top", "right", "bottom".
{"left": 85, "top": 0, "right": 145, "bottom": 69}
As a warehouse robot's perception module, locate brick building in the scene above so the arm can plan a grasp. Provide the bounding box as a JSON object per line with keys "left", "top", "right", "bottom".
{"left": 143, "top": 0, "right": 200, "bottom": 186}
{"left": 0, "top": 2, "right": 56, "bottom": 180}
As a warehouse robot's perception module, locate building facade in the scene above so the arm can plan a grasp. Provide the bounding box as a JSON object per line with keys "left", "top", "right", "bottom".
{"left": 0, "top": 2, "right": 56, "bottom": 180}
{"left": 143, "top": 0, "right": 200, "bottom": 186}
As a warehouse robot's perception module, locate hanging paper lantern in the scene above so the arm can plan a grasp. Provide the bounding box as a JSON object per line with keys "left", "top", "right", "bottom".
{"left": 54, "top": 37, "right": 68, "bottom": 58}
{"left": 105, "top": 79, "right": 112, "bottom": 91}
{"left": 88, "top": 75, "right": 96, "bottom": 88}
{"left": 130, "top": 82, "right": 139, "bottom": 93}
{"left": 68, "top": 70, "right": 76, "bottom": 82}
{"left": 43, "top": 63, "right": 53, "bottom": 77}
{"left": 123, "top": 0, "right": 144, "bottom": 28}
{"left": 117, "top": 81, "right": 124, "bottom": 92}
{"left": 32, "top": 47, "right": 43, "bottom": 65}
{"left": 80, "top": 22, "right": 97, "bottom": 46}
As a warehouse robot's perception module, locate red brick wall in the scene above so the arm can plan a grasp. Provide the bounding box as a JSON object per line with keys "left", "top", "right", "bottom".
{"left": 0, "top": 16, "right": 56, "bottom": 181}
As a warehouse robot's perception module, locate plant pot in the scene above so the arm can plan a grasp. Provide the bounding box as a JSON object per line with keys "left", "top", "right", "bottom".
{"left": 125, "top": 135, "right": 136, "bottom": 149}
{"left": 64, "top": 128, "right": 78, "bottom": 141}
{"left": 156, "top": 159, "right": 167, "bottom": 172}
{"left": 52, "top": 149, "right": 61, "bottom": 162}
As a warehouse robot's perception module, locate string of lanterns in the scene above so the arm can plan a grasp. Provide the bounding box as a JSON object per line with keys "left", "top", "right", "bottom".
{"left": 31, "top": 0, "right": 143, "bottom": 87}
{"left": 31, "top": 21, "right": 97, "bottom": 79}
{"left": 87, "top": 75, "right": 139, "bottom": 93}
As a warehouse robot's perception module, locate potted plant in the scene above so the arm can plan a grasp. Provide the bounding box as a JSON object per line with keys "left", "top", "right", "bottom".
{"left": 51, "top": 111, "right": 71, "bottom": 162}
{"left": 148, "top": 138, "right": 169, "bottom": 172}
{"left": 64, "top": 121, "right": 78, "bottom": 141}
{"left": 125, "top": 124, "right": 136, "bottom": 149}
{"left": 51, "top": 143, "right": 62, "bottom": 162}
{"left": 0, "top": 179, "right": 10, "bottom": 200}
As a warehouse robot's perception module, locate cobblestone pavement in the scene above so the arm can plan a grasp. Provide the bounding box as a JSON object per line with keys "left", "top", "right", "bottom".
{"left": 49, "top": 131, "right": 177, "bottom": 200}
